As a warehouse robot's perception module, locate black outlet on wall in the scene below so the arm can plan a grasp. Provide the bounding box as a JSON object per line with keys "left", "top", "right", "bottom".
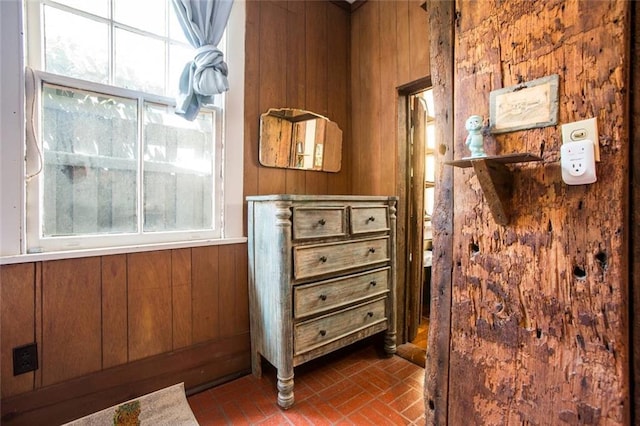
{"left": 13, "top": 343, "right": 38, "bottom": 375}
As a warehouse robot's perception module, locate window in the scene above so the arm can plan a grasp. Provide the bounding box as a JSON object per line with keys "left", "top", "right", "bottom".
{"left": 26, "top": 0, "right": 195, "bottom": 97}
{"left": 18, "top": 0, "right": 245, "bottom": 254}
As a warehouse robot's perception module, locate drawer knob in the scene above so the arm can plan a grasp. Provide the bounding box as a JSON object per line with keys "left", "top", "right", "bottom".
{"left": 370, "top": 280, "right": 377, "bottom": 287}
{"left": 367, "top": 216, "right": 376, "bottom": 223}
{"left": 319, "top": 330, "right": 327, "bottom": 337}
{"left": 367, "top": 312, "right": 374, "bottom": 318}
{"left": 368, "top": 248, "right": 376, "bottom": 254}
{"left": 319, "top": 256, "right": 327, "bottom": 263}
{"left": 318, "top": 218, "right": 326, "bottom": 226}
{"left": 319, "top": 294, "right": 327, "bottom": 301}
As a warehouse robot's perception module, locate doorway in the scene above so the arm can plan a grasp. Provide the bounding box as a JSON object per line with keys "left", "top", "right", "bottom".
{"left": 396, "top": 83, "right": 436, "bottom": 367}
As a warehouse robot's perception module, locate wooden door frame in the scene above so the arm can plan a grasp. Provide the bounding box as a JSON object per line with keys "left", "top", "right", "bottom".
{"left": 407, "top": 93, "right": 427, "bottom": 342}
{"left": 397, "top": 77, "right": 432, "bottom": 345}
{"left": 423, "top": 1, "right": 454, "bottom": 425}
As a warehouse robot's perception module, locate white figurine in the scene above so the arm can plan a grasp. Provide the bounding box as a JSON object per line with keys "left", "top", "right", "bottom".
{"left": 465, "top": 115, "right": 486, "bottom": 157}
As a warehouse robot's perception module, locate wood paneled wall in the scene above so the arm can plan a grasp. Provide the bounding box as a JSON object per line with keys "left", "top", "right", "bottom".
{"left": 3, "top": 1, "right": 352, "bottom": 424}
{"left": 348, "top": 0, "right": 430, "bottom": 343}
{"left": 426, "top": 1, "right": 631, "bottom": 424}
{"left": 243, "top": 0, "right": 350, "bottom": 202}
{"left": 1, "top": 245, "right": 249, "bottom": 425}
{"left": 349, "top": 0, "right": 429, "bottom": 196}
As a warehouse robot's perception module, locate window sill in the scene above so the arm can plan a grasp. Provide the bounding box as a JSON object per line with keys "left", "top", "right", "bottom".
{"left": 0, "top": 237, "right": 248, "bottom": 265}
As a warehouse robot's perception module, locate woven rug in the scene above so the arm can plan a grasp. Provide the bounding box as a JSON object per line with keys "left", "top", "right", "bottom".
{"left": 62, "top": 383, "right": 199, "bottom": 426}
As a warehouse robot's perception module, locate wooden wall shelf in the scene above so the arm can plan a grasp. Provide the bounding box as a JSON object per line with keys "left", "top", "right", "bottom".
{"left": 445, "top": 153, "right": 542, "bottom": 225}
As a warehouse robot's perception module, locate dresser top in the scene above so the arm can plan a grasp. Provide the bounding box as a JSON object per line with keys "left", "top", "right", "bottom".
{"left": 246, "top": 194, "right": 398, "bottom": 202}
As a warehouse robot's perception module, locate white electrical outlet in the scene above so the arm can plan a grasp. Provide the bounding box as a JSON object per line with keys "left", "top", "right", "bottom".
{"left": 560, "top": 139, "right": 597, "bottom": 185}
{"left": 561, "top": 117, "right": 599, "bottom": 161}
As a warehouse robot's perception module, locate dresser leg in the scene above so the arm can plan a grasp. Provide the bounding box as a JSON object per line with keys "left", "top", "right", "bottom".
{"left": 276, "top": 373, "right": 295, "bottom": 409}
{"left": 384, "top": 330, "right": 397, "bottom": 355}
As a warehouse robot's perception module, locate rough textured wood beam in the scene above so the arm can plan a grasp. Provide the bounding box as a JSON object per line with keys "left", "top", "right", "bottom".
{"left": 424, "top": 0, "right": 454, "bottom": 424}
{"left": 632, "top": 1, "right": 639, "bottom": 421}
{"left": 448, "top": 1, "right": 630, "bottom": 423}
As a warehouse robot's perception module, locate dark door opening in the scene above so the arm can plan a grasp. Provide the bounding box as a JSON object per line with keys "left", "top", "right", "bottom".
{"left": 396, "top": 85, "right": 436, "bottom": 367}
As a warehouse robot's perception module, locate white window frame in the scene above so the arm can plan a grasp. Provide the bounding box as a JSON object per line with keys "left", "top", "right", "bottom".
{"left": 0, "top": 0, "right": 245, "bottom": 263}
{"left": 26, "top": 70, "right": 226, "bottom": 251}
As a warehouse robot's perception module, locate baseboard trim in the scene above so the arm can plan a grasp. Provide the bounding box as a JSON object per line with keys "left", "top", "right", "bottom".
{"left": 1, "top": 333, "right": 250, "bottom": 426}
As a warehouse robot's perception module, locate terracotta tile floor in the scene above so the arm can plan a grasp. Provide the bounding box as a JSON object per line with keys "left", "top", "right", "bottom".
{"left": 188, "top": 342, "right": 425, "bottom": 425}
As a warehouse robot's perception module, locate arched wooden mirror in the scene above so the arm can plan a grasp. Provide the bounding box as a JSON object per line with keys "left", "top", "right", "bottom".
{"left": 259, "top": 108, "right": 342, "bottom": 172}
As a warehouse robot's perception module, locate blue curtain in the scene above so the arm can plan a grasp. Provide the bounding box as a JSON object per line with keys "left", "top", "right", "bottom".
{"left": 172, "top": 0, "right": 234, "bottom": 120}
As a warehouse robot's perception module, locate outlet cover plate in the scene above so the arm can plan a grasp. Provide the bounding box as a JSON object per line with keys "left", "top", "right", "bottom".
{"left": 561, "top": 117, "right": 599, "bottom": 161}
{"left": 13, "top": 343, "right": 38, "bottom": 375}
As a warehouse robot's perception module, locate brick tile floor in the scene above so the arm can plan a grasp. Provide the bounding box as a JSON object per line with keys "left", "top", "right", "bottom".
{"left": 188, "top": 342, "right": 425, "bottom": 425}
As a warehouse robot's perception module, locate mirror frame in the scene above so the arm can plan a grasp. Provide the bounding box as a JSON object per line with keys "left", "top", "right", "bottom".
{"left": 259, "top": 108, "right": 342, "bottom": 172}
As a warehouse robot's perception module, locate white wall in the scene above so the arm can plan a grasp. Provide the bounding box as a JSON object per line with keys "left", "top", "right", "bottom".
{"left": 0, "top": 0, "right": 25, "bottom": 256}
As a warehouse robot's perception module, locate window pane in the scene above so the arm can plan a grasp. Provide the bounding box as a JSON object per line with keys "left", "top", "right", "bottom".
{"left": 44, "top": 6, "right": 109, "bottom": 84}
{"left": 114, "top": 29, "right": 165, "bottom": 95}
{"left": 143, "top": 104, "right": 215, "bottom": 232}
{"left": 52, "top": 0, "right": 109, "bottom": 18}
{"left": 114, "top": 0, "right": 166, "bottom": 36}
{"left": 41, "top": 84, "right": 138, "bottom": 237}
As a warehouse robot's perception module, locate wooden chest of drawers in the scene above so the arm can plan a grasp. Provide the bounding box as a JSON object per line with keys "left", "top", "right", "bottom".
{"left": 247, "top": 195, "right": 397, "bottom": 408}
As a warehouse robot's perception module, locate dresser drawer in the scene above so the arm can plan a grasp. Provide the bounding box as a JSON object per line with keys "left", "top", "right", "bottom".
{"left": 294, "top": 268, "right": 389, "bottom": 319}
{"left": 350, "top": 206, "right": 390, "bottom": 234}
{"left": 293, "top": 237, "right": 389, "bottom": 280}
{"left": 292, "top": 207, "right": 347, "bottom": 240}
{"left": 294, "top": 297, "right": 387, "bottom": 355}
